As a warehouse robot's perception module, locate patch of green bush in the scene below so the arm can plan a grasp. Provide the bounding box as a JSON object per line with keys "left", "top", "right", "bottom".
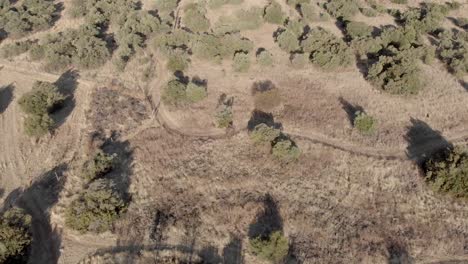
{"left": 290, "top": 53, "right": 309, "bottom": 68}
{"left": 264, "top": 1, "right": 285, "bottom": 25}
{"left": 69, "top": 0, "right": 136, "bottom": 26}
{"left": 257, "top": 50, "right": 274, "bottom": 67}
{"left": 0, "top": 208, "right": 32, "bottom": 263}
{"left": 353, "top": 111, "right": 376, "bottom": 135}
{"left": 345, "top": 21, "right": 373, "bottom": 40}
{"left": 276, "top": 29, "right": 300, "bottom": 53}
{"left": 1, "top": 40, "right": 33, "bottom": 58}
{"left": 82, "top": 151, "right": 116, "bottom": 182}
{"left": 397, "top": 3, "right": 449, "bottom": 34}
{"left": 0, "top": 0, "right": 56, "bottom": 38}
{"left": 250, "top": 231, "right": 289, "bottom": 263}
{"left": 215, "top": 106, "right": 233, "bottom": 128}
{"left": 232, "top": 52, "right": 251, "bottom": 72}
{"left": 186, "top": 82, "right": 207, "bottom": 103}
{"left": 300, "top": 2, "right": 320, "bottom": 22}
{"left": 366, "top": 47, "right": 423, "bottom": 95}
{"left": 153, "top": 30, "right": 192, "bottom": 56}
{"left": 192, "top": 33, "right": 253, "bottom": 62}
{"left": 436, "top": 30, "right": 468, "bottom": 77}
{"left": 272, "top": 139, "right": 300, "bottom": 162}
{"left": 18, "top": 81, "right": 65, "bottom": 137}
{"left": 424, "top": 147, "right": 468, "bottom": 198}
{"left": 250, "top": 123, "right": 281, "bottom": 145}
{"left": 166, "top": 50, "right": 190, "bottom": 72}
{"left": 33, "top": 24, "right": 110, "bottom": 72}
{"left": 301, "top": 27, "right": 353, "bottom": 69}
{"left": 155, "top": 0, "right": 179, "bottom": 12}
{"left": 323, "top": 0, "right": 360, "bottom": 19}
{"left": 65, "top": 179, "right": 128, "bottom": 233}
{"left": 183, "top": 3, "right": 210, "bottom": 32}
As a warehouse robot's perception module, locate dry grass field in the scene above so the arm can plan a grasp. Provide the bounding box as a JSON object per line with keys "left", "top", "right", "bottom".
{"left": 1, "top": 0, "right": 468, "bottom": 263}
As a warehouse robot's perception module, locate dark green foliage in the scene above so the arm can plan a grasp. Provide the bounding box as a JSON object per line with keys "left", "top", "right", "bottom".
{"left": 192, "top": 33, "right": 253, "bottom": 62}
{"left": 436, "top": 30, "right": 468, "bottom": 77}
{"left": 345, "top": 21, "right": 373, "bottom": 40}
{"left": 264, "top": 1, "right": 285, "bottom": 25}
{"left": 35, "top": 24, "right": 110, "bottom": 72}
{"left": 397, "top": 3, "right": 449, "bottom": 34}
{"left": 1, "top": 40, "right": 33, "bottom": 58}
{"left": 272, "top": 139, "right": 300, "bottom": 162}
{"left": 301, "top": 27, "right": 353, "bottom": 69}
{"left": 276, "top": 29, "right": 300, "bottom": 53}
{"left": 425, "top": 147, "right": 468, "bottom": 198}
{"left": 300, "top": 2, "right": 320, "bottom": 22}
{"left": 250, "top": 231, "right": 289, "bottom": 263}
{"left": 82, "top": 151, "right": 115, "bottom": 182}
{"left": 183, "top": 3, "right": 210, "bottom": 32}
{"left": 65, "top": 179, "right": 128, "bottom": 233}
{"left": 366, "top": 47, "right": 423, "bottom": 95}
{"left": 69, "top": 0, "right": 136, "bottom": 26}
{"left": 324, "top": 0, "right": 360, "bottom": 19}
{"left": 353, "top": 111, "right": 376, "bottom": 134}
{"left": 18, "top": 81, "right": 65, "bottom": 136}
{"left": 232, "top": 52, "right": 251, "bottom": 72}
{"left": 250, "top": 123, "right": 281, "bottom": 144}
{"left": 166, "top": 50, "right": 190, "bottom": 72}
{"left": 0, "top": 0, "right": 56, "bottom": 38}
{"left": 0, "top": 208, "right": 32, "bottom": 263}
{"left": 379, "top": 26, "right": 422, "bottom": 50}
{"left": 18, "top": 81, "right": 65, "bottom": 116}
{"left": 153, "top": 30, "right": 192, "bottom": 56}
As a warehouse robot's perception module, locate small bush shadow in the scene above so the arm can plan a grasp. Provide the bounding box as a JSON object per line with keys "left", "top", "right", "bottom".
{"left": 248, "top": 194, "right": 283, "bottom": 240}
{"left": 404, "top": 118, "right": 453, "bottom": 164}
{"left": 459, "top": 80, "right": 468, "bottom": 91}
{"left": 199, "top": 245, "right": 222, "bottom": 264}
{"left": 386, "top": 240, "right": 413, "bottom": 264}
{"left": 52, "top": 69, "right": 79, "bottom": 128}
{"left": 248, "top": 110, "right": 283, "bottom": 131}
{"left": 338, "top": 97, "right": 364, "bottom": 126}
{"left": 223, "top": 235, "right": 243, "bottom": 264}
{"left": 0, "top": 83, "right": 15, "bottom": 114}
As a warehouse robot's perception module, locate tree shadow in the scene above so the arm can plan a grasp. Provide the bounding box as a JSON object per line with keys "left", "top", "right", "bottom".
{"left": 248, "top": 194, "right": 283, "bottom": 240}
{"left": 386, "top": 240, "right": 413, "bottom": 264}
{"left": 338, "top": 97, "right": 364, "bottom": 126}
{"left": 223, "top": 235, "right": 243, "bottom": 264}
{"left": 248, "top": 110, "right": 283, "bottom": 131}
{"left": 0, "top": 83, "right": 14, "bottom": 114}
{"left": 404, "top": 118, "right": 453, "bottom": 164}
{"left": 174, "top": 70, "right": 190, "bottom": 84}
{"left": 101, "top": 132, "right": 134, "bottom": 205}
{"left": 0, "top": 164, "right": 68, "bottom": 264}
{"left": 191, "top": 76, "right": 208, "bottom": 88}
{"left": 459, "top": 80, "right": 468, "bottom": 92}
{"left": 150, "top": 210, "right": 175, "bottom": 243}
{"left": 199, "top": 245, "right": 222, "bottom": 264}
{"left": 52, "top": 69, "right": 79, "bottom": 128}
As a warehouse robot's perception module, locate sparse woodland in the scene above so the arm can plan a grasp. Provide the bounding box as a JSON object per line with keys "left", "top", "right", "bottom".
{"left": 0, "top": 0, "right": 468, "bottom": 263}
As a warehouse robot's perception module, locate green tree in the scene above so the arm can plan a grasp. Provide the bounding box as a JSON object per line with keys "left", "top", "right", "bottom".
{"left": 0, "top": 208, "right": 32, "bottom": 263}
{"left": 162, "top": 80, "right": 187, "bottom": 106}
{"left": 233, "top": 52, "right": 251, "bottom": 72}
{"left": 353, "top": 111, "right": 376, "bottom": 135}
{"left": 82, "top": 151, "right": 116, "bottom": 182}
{"left": 272, "top": 139, "right": 300, "bottom": 162}
{"left": 186, "top": 83, "right": 207, "bottom": 103}
{"left": 250, "top": 231, "right": 289, "bottom": 263}
{"left": 264, "top": 1, "right": 285, "bottom": 24}
{"left": 18, "top": 81, "right": 65, "bottom": 116}
{"left": 250, "top": 123, "right": 281, "bottom": 144}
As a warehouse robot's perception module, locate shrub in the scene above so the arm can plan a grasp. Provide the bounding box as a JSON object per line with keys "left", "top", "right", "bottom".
{"left": 351, "top": 37, "right": 382, "bottom": 57}
{"left": 390, "top": 0, "right": 407, "bottom": 4}
{"left": 162, "top": 79, "right": 187, "bottom": 106}
{"left": 300, "top": 3, "right": 320, "bottom": 22}
{"left": 0, "top": 208, "right": 32, "bottom": 263}
{"left": 424, "top": 147, "right": 468, "bottom": 198}
{"left": 18, "top": 81, "right": 65, "bottom": 116}
{"left": 264, "top": 1, "right": 285, "bottom": 24}
{"left": 23, "top": 114, "right": 55, "bottom": 137}
{"left": 215, "top": 106, "right": 233, "bottom": 128}
{"left": 353, "top": 111, "right": 376, "bottom": 135}
{"left": 257, "top": 50, "right": 274, "bottom": 67}
{"left": 324, "top": 0, "right": 360, "bottom": 19}
{"left": 345, "top": 21, "right": 373, "bottom": 40}
{"left": 276, "top": 30, "right": 300, "bottom": 53}
{"left": 250, "top": 231, "right": 289, "bottom": 263}
{"left": 233, "top": 52, "right": 251, "bottom": 72}
{"left": 1, "top": 40, "right": 33, "bottom": 58}
{"left": 186, "top": 83, "right": 207, "bottom": 103}
{"left": 398, "top": 4, "right": 449, "bottom": 34}
{"left": 166, "top": 51, "right": 190, "bottom": 72}
{"left": 272, "top": 139, "right": 300, "bottom": 162}
{"left": 183, "top": 3, "right": 210, "bottom": 32}
{"left": 301, "top": 28, "right": 353, "bottom": 69}
{"left": 155, "top": 0, "right": 179, "bottom": 12}
{"left": 0, "top": 0, "right": 56, "bottom": 37}
{"left": 436, "top": 30, "right": 468, "bottom": 77}
{"left": 366, "top": 47, "right": 423, "bottom": 95}
{"left": 65, "top": 179, "right": 128, "bottom": 233}
{"left": 82, "top": 151, "right": 115, "bottom": 182}
{"left": 250, "top": 123, "right": 281, "bottom": 144}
